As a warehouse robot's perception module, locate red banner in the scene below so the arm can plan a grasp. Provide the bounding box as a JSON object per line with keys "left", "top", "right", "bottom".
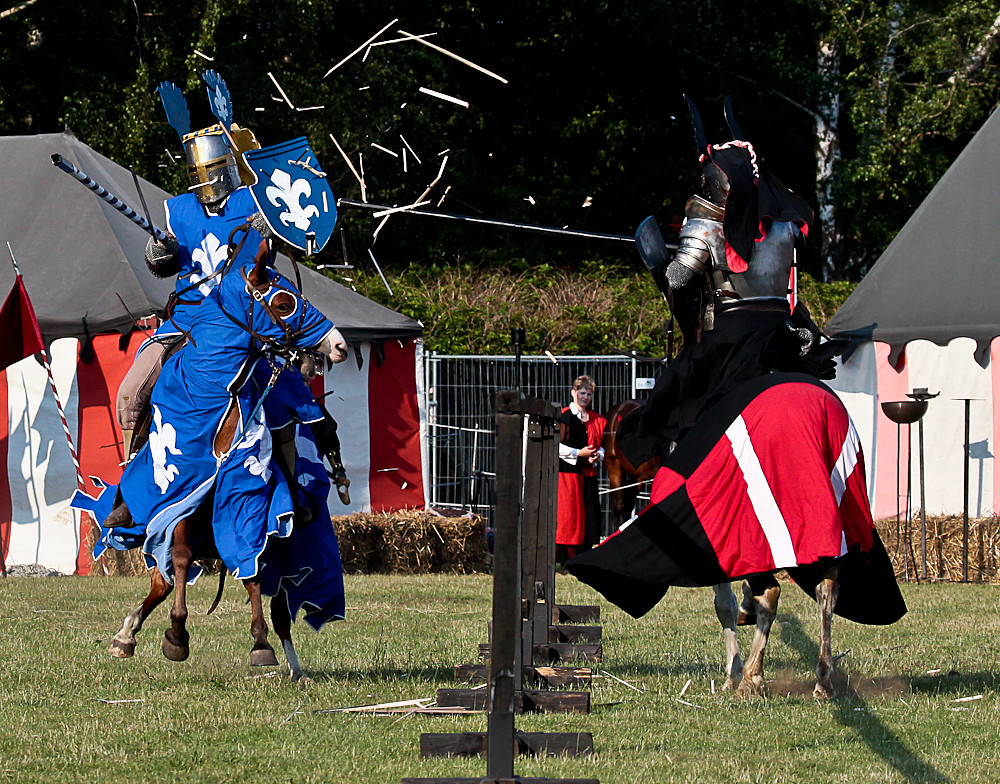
{"left": 0, "top": 276, "right": 45, "bottom": 372}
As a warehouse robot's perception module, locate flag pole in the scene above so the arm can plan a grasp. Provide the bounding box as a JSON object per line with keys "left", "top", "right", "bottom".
{"left": 6, "top": 243, "right": 84, "bottom": 486}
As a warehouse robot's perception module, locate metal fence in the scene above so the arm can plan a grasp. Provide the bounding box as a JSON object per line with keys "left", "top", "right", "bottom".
{"left": 424, "top": 353, "right": 667, "bottom": 535}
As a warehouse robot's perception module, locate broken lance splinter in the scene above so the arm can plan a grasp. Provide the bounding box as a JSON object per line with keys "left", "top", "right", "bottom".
{"left": 51, "top": 154, "right": 168, "bottom": 242}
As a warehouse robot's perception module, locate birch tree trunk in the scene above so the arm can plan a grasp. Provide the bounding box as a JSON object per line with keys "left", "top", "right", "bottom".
{"left": 814, "top": 36, "right": 841, "bottom": 282}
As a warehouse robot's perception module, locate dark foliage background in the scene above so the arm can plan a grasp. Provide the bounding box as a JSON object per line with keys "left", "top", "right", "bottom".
{"left": 1, "top": 0, "right": 994, "bottom": 351}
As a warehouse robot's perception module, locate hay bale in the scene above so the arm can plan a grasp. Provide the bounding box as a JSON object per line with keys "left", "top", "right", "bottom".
{"left": 332, "top": 514, "right": 387, "bottom": 573}
{"left": 875, "top": 514, "right": 1000, "bottom": 583}
{"left": 332, "top": 510, "right": 489, "bottom": 574}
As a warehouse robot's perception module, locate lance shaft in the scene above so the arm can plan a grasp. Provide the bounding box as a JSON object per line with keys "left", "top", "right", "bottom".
{"left": 338, "top": 198, "right": 676, "bottom": 248}
{"left": 51, "top": 154, "right": 168, "bottom": 242}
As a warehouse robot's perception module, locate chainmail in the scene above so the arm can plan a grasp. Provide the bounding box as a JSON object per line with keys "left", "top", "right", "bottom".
{"left": 144, "top": 234, "right": 180, "bottom": 278}
{"left": 666, "top": 260, "right": 699, "bottom": 290}
{"left": 250, "top": 211, "right": 273, "bottom": 238}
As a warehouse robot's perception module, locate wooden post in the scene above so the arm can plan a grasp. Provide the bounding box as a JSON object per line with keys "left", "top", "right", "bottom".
{"left": 414, "top": 393, "right": 598, "bottom": 784}
{"left": 486, "top": 390, "right": 525, "bottom": 779}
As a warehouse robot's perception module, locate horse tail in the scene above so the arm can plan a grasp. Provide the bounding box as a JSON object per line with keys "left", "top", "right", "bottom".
{"left": 206, "top": 568, "right": 226, "bottom": 615}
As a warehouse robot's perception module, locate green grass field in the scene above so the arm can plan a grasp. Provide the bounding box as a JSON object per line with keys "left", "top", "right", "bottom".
{"left": 1, "top": 573, "right": 998, "bottom": 783}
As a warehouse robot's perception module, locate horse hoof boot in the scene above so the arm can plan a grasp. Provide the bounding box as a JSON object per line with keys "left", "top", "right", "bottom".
{"left": 108, "top": 639, "right": 136, "bottom": 658}
{"left": 250, "top": 646, "right": 279, "bottom": 667}
{"left": 162, "top": 629, "right": 190, "bottom": 662}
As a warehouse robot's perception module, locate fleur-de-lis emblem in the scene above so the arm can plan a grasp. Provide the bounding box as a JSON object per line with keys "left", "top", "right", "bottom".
{"left": 237, "top": 409, "right": 272, "bottom": 483}
{"left": 190, "top": 233, "right": 228, "bottom": 296}
{"left": 265, "top": 169, "right": 319, "bottom": 230}
{"left": 149, "top": 406, "right": 183, "bottom": 494}
{"left": 210, "top": 86, "right": 228, "bottom": 125}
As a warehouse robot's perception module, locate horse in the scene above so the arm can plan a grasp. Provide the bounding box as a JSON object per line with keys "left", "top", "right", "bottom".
{"left": 573, "top": 375, "right": 906, "bottom": 699}
{"left": 106, "top": 491, "right": 309, "bottom": 680}
{"left": 602, "top": 398, "right": 749, "bottom": 692}
{"left": 602, "top": 399, "right": 659, "bottom": 530}
{"left": 86, "top": 231, "right": 348, "bottom": 679}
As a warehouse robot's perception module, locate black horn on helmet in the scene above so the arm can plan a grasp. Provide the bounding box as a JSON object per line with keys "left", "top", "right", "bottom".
{"left": 684, "top": 94, "right": 709, "bottom": 153}
{"left": 724, "top": 95, "right": 745, "bottom": 141}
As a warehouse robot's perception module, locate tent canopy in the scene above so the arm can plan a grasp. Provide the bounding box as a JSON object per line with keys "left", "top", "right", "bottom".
{"left": 0, "top": 130, "right": 421, "bottom": 347}
{"left": 827, "top": 105, "right": 1000, "bottom": 365}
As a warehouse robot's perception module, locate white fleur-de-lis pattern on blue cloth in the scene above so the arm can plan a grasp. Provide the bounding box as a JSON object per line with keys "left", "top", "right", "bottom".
{"left": 237, "top": 407, "right": 274, "bottom": 483}
{"left": 294, "top": 429, "right": 325, "bottom": 488}
{"left": 189, "top": 233, "right": 229, "bottom": 296}
{"left": 149, "top": 405, "right": 183, "bottom": 493}
{"left": 265, "top": 169, "right": 319, "bottom": 230}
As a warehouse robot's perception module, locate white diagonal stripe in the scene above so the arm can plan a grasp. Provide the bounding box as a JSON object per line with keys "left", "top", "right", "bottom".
{"left": 726, "top": 415, "right": 797, "bottom": 568}
{"left": 830, "top": 418, "right": 861, "bottom": 506}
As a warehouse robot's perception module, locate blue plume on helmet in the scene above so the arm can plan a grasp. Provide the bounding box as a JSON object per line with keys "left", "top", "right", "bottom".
{"left": 203, "top": 70, "right": 234, "bottom": 129}
{"left": 156, "top": 81, "right": 191, "bottom": 140}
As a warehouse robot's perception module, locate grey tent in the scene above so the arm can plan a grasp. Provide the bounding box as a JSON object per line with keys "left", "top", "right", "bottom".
{"left": 827, "top": 105, "right": 1000, "bottom": 365}
{"left": 825, "top": 104, "right": 1000, "bottom": 519}
{"left": 0, "top": 130, "right": 422, "bottom": 346}
{"left": 0, "top": 132, "right": 426, "bottom": 576}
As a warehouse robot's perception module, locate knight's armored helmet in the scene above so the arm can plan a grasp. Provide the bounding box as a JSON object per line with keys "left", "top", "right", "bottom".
{"left": 182, "top": 125, "right": 242, "bottom": 205}
{"left": 158, "top": 70, "right": 260, "bottom": 206}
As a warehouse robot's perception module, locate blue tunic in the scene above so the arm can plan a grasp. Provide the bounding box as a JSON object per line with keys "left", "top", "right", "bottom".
{"left": 147, "top": 187, "right": 261, "bottom": 344}
{"left": 112, "top": 255, "right": 341, "bottom": 614}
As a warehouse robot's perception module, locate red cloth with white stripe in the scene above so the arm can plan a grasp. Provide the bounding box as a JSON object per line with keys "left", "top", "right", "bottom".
{"left": 567, "top": 373, "right": 905, "bottom": 625}
{"left": 649, "top": 381, "right": 872, "bottom": 576}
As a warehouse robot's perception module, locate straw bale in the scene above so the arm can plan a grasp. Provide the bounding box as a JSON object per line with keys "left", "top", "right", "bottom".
{"left": 332, "top": 510, "right": 489, "bottom": 574}
{"left": 875, "top": 514, "right": 1000, "bottom": 583}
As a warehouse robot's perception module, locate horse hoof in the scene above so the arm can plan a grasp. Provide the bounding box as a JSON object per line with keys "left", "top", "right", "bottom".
{"left": 108, "top": 639, "right": 135, "bottom": 658}
{"left": 162, "top": 630, "right": 190, "bottom": 662}
{"left": 721, "top": 676, "right": 740, "bottom": 692}
{"left": 813, "top": 683, "right": 835, "bottom": 700}
{"left": 736, "top": 677, "right": 766, "bottom": 698}
{"left": 250, "top": 647, "right": 279, "bottom": 667}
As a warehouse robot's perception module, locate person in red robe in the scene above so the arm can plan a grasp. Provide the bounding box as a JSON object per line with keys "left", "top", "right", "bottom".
{"left": 556, "top": 375, "right": 608, "bottom": 565}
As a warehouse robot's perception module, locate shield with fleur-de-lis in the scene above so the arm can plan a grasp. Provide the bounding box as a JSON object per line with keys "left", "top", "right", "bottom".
{"left": 243, "top": 137, "right": 338, "bottom": 253}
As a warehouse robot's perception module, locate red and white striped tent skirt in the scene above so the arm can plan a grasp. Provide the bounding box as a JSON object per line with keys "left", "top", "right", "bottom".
{"left": 1, "top": 333, "right": 427, "bottom": 575}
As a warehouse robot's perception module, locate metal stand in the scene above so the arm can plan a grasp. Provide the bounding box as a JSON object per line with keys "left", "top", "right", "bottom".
{"left": 882, "top": 395, "right": 932, "bottom": 581}
{"left": 906, "top": 389, "right": 937, "bottom": 579}
{"left": 952, "top": 397, "right": 982, "bottom": 582}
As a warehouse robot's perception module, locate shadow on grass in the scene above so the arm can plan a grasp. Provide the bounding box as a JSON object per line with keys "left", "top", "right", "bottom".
{"left": 779, "top": 613, "right": 950, "bottom": 784}
{"left": 297, "top": 664, "right": 461, "bottom": 683}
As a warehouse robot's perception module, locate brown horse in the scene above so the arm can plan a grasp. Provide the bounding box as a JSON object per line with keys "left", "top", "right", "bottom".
{"left": 602, "top": 400, "right": 659, "bottom": 530}
{"left": 102, "top": 239, "right": 347, "bottom": 680}
{"left": 106, "top": 492, "right": 308, "bottom": 679}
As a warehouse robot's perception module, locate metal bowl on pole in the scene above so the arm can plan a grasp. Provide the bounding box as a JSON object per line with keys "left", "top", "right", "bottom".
{"left": 881, "top": 389, "right": 937, "bottom": 581}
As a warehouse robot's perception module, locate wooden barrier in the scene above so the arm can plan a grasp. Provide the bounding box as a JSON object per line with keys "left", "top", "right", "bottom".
{"left": 407, "top": 391, "right": 600, "bottom": 784}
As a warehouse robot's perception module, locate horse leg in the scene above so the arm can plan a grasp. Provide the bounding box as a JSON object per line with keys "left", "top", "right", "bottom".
{"left": 269, "top": 588, "right": 305, "bottom": 681}
{"left": 162, "top": 518, "right": 192, "bottom": 661}
{"left": 813, "top": 564, "right": 841, "bottom": 700}
{"left": 245, "top": 579, "right": 279, "bottom": 667}
{"left": 711, "top": 582, "right": 743, "bottom": 690}
{"left": 605, "top": 461, "right": 628, "bottom": 530}
{"left": 736, "top": 578, "right": 756, "bottom": 626}
{"left": 109, "top": 569, "right": 173, "bottom": 658}
{"left": 736, "top": 573, "right": 781, "bottom": 697}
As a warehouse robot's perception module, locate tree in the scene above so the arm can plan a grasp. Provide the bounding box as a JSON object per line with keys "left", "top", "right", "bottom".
{"left": 829, "top": 0, "right": 1000, "bottom": 277}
